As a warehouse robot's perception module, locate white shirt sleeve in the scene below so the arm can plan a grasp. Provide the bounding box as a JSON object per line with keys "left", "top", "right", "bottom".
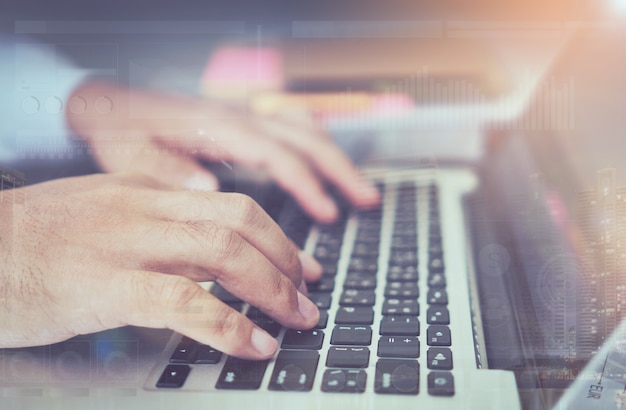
{"left": 0, "top": 36, "right": 89, "bottom": 164}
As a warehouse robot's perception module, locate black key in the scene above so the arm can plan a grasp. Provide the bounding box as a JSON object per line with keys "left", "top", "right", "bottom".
{"left": 387, "top": 267, "right": 418, "bottom": 282}
{"left": 426, "top": 306, "right": 450, "bottom": 325}
{"left": 395, "top": 204, "right": 416, "bottom": 214}
{"left": 427, "top": 289, "right": 448, "bottom": 305}
{"left": 358, "top": 219, "right": 382, "bottom": 230}
{"left": 393, "top": 225, "right": 416, "bottom": 236}
{"left": 317, "top": 225, "right": 345, "bottom": 238}
{"left": 428, "top": 372, "right": 455, "bottom": 396}
{"left": 314, "top": 310, "right": 329, "bottom": 329}
{"left": 427, "top": 348, "right": 453, "bottom": 370}
{"left": 157, "top": 364, "right": 191, "bottom": 388}
{"left": 247, "top": 307, "right": 282, "bottom": 337}
{"left": 348, "top": 257, "right": 378, "bottom": 273}
{"left": 268, "top": 350, "right": 319, "bottom": 392}
{"left": 353, "top": 233, "right": 380, "bottom": 244}
{"left": 391, "top": 239, "right": 417, "bottom": 252}
{"left": 255, "top": 320, "right": 282, "bottom": 337}
{"left": 316, "top": 232, "right": 342, "bottom": 248}
{"left": 344, "top": 275, "right": 377, "bottom": 290}
{"left": 215, "top": 357, "right": 269, "bottom": 390}
{"left": 374, "top": 359, "right": 419, "bottom": 395}
{"left": 321, "top": 263, "right": 338, "bottom": 277}
{"left": 330, "top": 325, "right": 372, "bottom": 345}
{"left": 314, "top": 245, "right": 340, "bottom": 262}
{"left": 326, "top": 347, "right": 370, "bottom": 368}
{"left": 384, "top": 282, "right": 419, "bottom": 299}
{"left": 394, "top": 211, "right": 416, "bottom": 223}
{"left": 352, "top": 242, "right": 380, "bottom": 257}
{"left": 178, "top": 337, "right": 222, "bottom": 364}
{"left": 427, "top": 273, "right": 446, "bottom": 288}
{"left": 282, "top": 329, "right": 324, "bottom": 350}
{"left": 429, "top": 232, "right": 442, "bottom": 243}
{"left": 319, "top": 219, "right": 347, "bottom": 232}
{"left": 226, "top": 302, "right": 244, "bottom": 312}
{"left": 427, "top": 326, "right": 451, "bottom": 346}
{"left": 356, "top": 207, "right": 383, "bottom": 219}
{"left": 429, "top": 257, "right": 445, "bottom": 273}
{"left": 388, "top": 250, "right": 418, "bottom": 266}
{"left": 308, "top": 293, "right": 332, "bottom": 309}
{"left": 318, "top": 223, "right": 346, "bottom": 237}
{"left": 340, "top": 289, "right": 376, "bottom": 306}
{"left": 321, "top": 369, "right": 367, "bottom": 393}
{"left": 210, "top": 284, "right": 241, "bottom": 303}
{"left": 379, "top": 316, "right": 420, "bottom": 336}
{"left": 382, "top": 299, "right": 419, "bottom": 316}
{"left": 195, "top": 345, "right": 222, "bottom": 364}
{"left": 335, "top": 306, "right": 374, "bottom": 325}
{"left": 170, "top": 341, "right": 198, "bottom": 364}
{"left": 387, "top": 264, "right": 418, "bottom": 276}
{"left": 307, "top": 278, "right": 335, "bottom": 293}
{"left": 377, "top": 336, "right": 420, "bottom": 358}
{"left": 357, "top": 224, "right": 381, "bottom": 236}
{"left": 428, "top": 243, "right": 443, "bottom": 256}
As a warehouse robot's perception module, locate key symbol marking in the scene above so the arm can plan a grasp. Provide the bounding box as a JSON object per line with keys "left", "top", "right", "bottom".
{"left": 434, "top": 377, "right": 447, "bottom": 386}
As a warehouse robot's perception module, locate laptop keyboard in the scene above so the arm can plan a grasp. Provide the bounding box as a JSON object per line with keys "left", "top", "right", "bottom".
{"left": 154, "top": 179, "right": 455, "bottom": 397}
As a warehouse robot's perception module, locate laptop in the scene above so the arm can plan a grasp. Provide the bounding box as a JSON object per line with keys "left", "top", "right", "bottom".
{"left": 2, "top": 13, "right": 626, "bottom": 410}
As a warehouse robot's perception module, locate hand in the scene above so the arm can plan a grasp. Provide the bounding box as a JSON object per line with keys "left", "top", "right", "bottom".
{"left": 0, "top": 173, "right": 322, "bottom": 359}
{"left": 66, "top": 81, "right": 380, "bottom": 223}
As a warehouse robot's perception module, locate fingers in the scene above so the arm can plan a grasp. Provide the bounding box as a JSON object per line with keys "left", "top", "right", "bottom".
{"left": 153, "top": 191, "right": 310, "bottom": 288}
{"left": 188, "top": 132, "right": 340, "bottom": 222}
{"left": 115, "top": 271, "right": 279, "bottom": 359}
{"left": 183, "top": 115, "right": 378, "bottom": 220}
{"left": 146, "top": 217, "right": 318, "bottom": 327}
{"left": 299, "top": 251, "right": 323, "bottom": 283}
{"left": 253, "top": 117, "right": 381, "bottom": 208}
{"left": 256, "top": 147, "right": 338, "bottom": 222}
{"left": 128, "top": 189, "right": 320, "bottom": 326}
{"left": 125, "top": 148, "right": 220, "bottom": 192}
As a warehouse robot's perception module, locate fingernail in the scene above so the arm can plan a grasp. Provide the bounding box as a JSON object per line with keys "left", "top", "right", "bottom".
{"left": 299, "top": 251, "right": 323, "bottom": 278}
{"left": 183, "top": 173, "right": 219, "bottom": 191}
{"left": 297, "top": 291, "right": 320, "bottom": 323}
{"left": 251, "top": 328, "right": 278, "bottom": 357}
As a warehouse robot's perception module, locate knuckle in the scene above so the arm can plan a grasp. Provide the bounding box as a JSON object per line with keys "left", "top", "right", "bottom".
{"left": 209, "top": 226, "right": 244, "bottom": 267}
{"left": 228, "top": 193, "right": 264, "bottom": 228}
{"left": 266, "top": 274, "right": 298, "bottom": 310}
{"left": 157, "top": 275, "right": 202, "bottom": 313}
{"left": 209, "top": 304, "right": 246, "bottom": 341}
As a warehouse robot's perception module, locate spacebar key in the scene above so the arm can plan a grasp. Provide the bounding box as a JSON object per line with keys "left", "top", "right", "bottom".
{"left": 215, "top": 357, "right": 270, "bottom": 390}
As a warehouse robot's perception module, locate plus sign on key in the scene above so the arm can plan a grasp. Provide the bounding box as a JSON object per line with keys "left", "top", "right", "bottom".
{"left": 377, "top": 336, "right": 420, "bottom": 358}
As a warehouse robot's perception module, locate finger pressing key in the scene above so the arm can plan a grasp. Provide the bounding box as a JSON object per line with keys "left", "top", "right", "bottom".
{"left": 117, "top": 271, "right": 279, "bottom": 359}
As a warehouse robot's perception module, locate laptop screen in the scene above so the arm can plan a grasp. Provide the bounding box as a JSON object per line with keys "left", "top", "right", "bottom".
{"left": 476, "top": 17, "right": 626, "bottom": 396}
